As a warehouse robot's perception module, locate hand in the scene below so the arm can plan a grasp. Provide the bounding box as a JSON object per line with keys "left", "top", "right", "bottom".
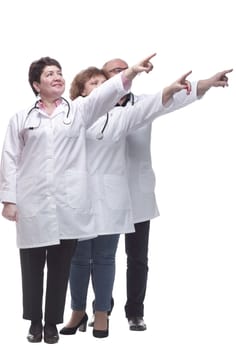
{"left": 197, "top": 68, "right": 233, "bottom": 96}
{"left": 131, "top": 53, "right": 157, "bottom": 74}
{"left": 162, "top": 70, "right": 193, "bottom": 105}
{"left": 171, "top": 70, "right": 193, "bottom": 95}
{"left": 123, "top": 53, "right": 156, "bottom": 80}
{"left": 209, "top": 69, "right": 233, "bottom": 88}
{"left": 2, "top": 203, "right": 18, "bottom": 222}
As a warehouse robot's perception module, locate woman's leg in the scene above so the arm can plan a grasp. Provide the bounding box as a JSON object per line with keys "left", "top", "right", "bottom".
{"left": 45, "top": 239, "right": 77, "bottom": 324}
{"left": 92, "top": 234, "right": 119, "bottom": 330}
{"left": 62, "top": 239, "right": 92, "bottom": 328}
{"left": 20, "top": 247, "right": 46, "bottom": 322}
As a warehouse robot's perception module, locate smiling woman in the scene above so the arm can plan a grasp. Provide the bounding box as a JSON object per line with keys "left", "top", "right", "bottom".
{"left": 0, "top": 53, "right": 157, "bottom": 344}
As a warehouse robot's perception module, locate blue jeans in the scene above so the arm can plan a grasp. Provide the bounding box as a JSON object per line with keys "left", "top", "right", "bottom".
{"left": 69, "top": 234, "right": 119, "bottom": 312}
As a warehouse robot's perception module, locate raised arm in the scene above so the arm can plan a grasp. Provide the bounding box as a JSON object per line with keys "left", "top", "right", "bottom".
{"left": 87, "top": 67, "right": 233, "bottom": 143}
{"left": 196, "top": 69, "right": 233, "bottom": 97}
{"left": 76, "top": 53, "right": 157, "bottom": 128}
{"left": 162, "top": 68, "right": 233, "bottom": 106}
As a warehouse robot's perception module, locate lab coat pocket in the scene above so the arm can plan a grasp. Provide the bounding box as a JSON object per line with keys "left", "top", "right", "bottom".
{"left": 139, "top": 163, "right": 156, "bottom": 193}
{"left": 65, "top": 170, "right": 92, "bottom": 212}
{"left": 17, "top": 177, "right": 38, "bottom": 217}
{"left": 104, "top": 175, "right": 130, "bottom": 210}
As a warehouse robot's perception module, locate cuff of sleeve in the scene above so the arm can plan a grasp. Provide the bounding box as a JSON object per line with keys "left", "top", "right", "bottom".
{"left": 0, "top": 191, "right": 16, "bottom": 204}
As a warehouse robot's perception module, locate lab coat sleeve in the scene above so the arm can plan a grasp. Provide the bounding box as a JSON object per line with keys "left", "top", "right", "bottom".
{"left": 0, "top": 115, "right": 22, "bottom": 203}
{"left": 73, "top": 73, "right": 131, "bottom": 129}
{"left": 87, "top": 81, "right": 200, "bottom": 143}
{"left": 161, "top": 80, "right": 199, "bottom": 114}
{"left": 87, "top": 91, "right": 164, "bottom": 142}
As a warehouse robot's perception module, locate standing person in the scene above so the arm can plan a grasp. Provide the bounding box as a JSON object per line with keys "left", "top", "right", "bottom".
{"left": 0, "top": 54, "right": 156, "bottom": 344}
{"left": 60, "top": 66, "right": 195, "bottom": 338}
{"left": 61, "top": 66, "right": 233, "bottom": 337}
{"left": 102, "top": 58, "right": 233, "bottom": 331}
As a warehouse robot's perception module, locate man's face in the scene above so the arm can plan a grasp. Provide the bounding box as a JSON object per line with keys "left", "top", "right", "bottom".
{"left": 103, "top": 59, "right": 128, "bottom": 78}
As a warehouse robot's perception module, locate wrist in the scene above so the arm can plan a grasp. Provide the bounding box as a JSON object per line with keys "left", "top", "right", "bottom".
{"left": 197, "top": 79, "right": 211, "bottom": 97}
{"left": 123, "top": 66, "right": 137, "bottom": 81}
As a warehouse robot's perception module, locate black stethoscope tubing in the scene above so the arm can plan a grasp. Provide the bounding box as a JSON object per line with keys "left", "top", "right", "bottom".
{"left": 96, "top": 93, "right": 134, "bottom": 140}
{"left": 96, "top": 112, "right": 109, "bottom": 140}
{"left": 25, "top": 97, "right": 71, "bottom": 129}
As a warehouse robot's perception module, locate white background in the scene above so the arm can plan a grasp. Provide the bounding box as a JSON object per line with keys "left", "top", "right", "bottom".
{"left": 0, "top": 0, "right": 235, "bottom": 349}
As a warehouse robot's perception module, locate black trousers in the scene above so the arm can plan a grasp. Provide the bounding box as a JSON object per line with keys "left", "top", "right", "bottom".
{"left": 20, "top": 239, "right": 77, "bottom": 324}
{"left": 125, "top": 220, "right": 150, "bottom": 318}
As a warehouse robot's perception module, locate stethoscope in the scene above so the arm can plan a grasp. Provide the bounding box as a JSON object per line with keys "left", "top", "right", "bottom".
{"left": 24, "top": 97, "right": 71, "bottom": 130}
{"left": 96, "top": 92, "right": 134, "bottom": 140}
{"left": 96, "top": 112, "right": 109, "bottom": 140}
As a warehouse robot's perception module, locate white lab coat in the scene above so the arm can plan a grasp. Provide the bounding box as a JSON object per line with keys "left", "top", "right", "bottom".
{"left": 86, "top": 82, "right": 199, "bottom": 234}
{"left": 126, "top": 82, "right": 199, "bottom": 223}
{"left": 0, "top": 73, "right": 129, "bottom": 248}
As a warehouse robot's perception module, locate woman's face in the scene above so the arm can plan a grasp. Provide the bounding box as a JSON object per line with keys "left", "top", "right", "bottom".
{"left": 33, "top": 65, "right": 65, "bottom": 99}
{"left": 82, "top": 74, "right": 107, "bottom": 96}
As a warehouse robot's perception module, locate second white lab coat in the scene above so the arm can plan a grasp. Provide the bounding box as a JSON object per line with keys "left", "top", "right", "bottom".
{"left": 86, "top": 82, "right": 199, "bottom": 235}
{"left": 126, "top": 82, "right": 199, "bottom": 223}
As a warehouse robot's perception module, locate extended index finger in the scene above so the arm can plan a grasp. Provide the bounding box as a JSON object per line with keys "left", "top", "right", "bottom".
{"left": 143, "top": 53, "right": 157, "bottom": 62}
{"left": 222, "top": 68, "right": 233, "bottom": 75}
{"left": 182, "top": 70, "right": 192, "bottom": 80}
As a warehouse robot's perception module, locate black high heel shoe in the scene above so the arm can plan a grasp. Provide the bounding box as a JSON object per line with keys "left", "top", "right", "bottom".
{"left": 93, "top": 319, "right": 109, "bottom": 338}
{"left": 60, "top": 313, "right": 88, "bottom": 335}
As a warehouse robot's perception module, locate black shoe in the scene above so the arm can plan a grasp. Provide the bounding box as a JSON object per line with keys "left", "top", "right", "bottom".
{"left": 128, "top": 317, "right": 147, "bottom": 331}
{"left": 93, "top": 319, "right": 109, "bottom": 338}
{"left": 44, "top": 323, "right": 59, "bottom": 344}
{"left": 60, "top": 313, "right": 88, "bottom": 335}
{"left": 27, "top": 320, "right": 43, "bottom": 343}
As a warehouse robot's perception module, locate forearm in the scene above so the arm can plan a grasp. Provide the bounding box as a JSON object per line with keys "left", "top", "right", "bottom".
{"left": 162, "top": 85, "right": 177, "bottom": 106}
{"left": 160, "top": 81, "right": 198, "bottom": 115}
{"left": 0, "top": 120, "right": 19, "bottom": 204}
{"left": 0, "top": 163, "right": 17, "bottom": 203}
{"left": 122, "top": 66, "right": 138, "bottom": 81}
{"left": 196, "top": 79, "right": 212, "bottom": 97}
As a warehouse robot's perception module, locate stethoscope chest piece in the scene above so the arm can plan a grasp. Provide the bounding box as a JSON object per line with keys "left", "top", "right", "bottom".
{"left": 96, "top": 132, "right": 104, "bottom": 140}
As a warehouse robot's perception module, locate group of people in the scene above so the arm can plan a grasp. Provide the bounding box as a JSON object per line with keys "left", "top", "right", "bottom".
{"left": 0, "top": 52, "right": 232, "bottom": 343}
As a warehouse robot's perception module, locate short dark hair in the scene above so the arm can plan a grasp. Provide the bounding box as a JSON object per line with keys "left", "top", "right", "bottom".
{"left": 28, "top": 56, "right": 62, "bottom": 96}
